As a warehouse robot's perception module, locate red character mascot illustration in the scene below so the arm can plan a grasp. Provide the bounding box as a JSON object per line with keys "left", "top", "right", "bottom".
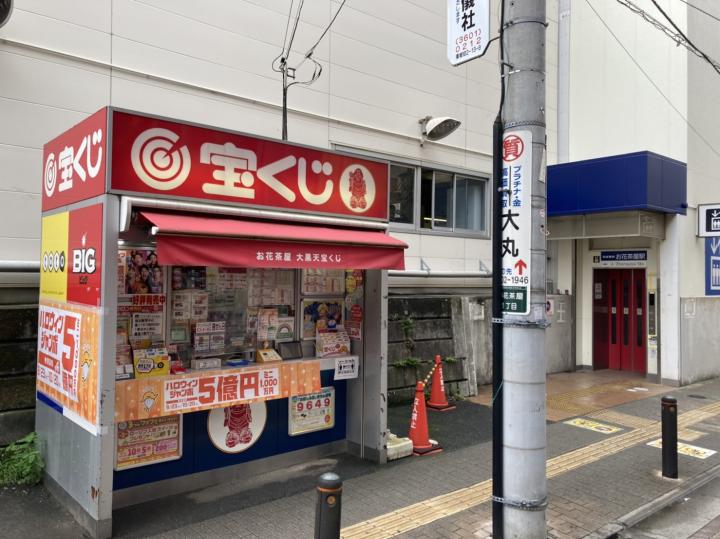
{"left": 224, "top": 404, "right": 253, "bottom": 448}
{"left": 348, "top": 168, "right": 367, "bottom": 210}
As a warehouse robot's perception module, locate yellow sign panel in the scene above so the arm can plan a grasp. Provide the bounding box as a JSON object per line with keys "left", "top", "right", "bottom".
{"left": 647, "top": 439, "right": 717, "bottom": 459}
{"left": 39, "top": 212, "right": 69, "bottom": 302}
{"left": 565, "top": 418, "right": 623, "bottom": 434}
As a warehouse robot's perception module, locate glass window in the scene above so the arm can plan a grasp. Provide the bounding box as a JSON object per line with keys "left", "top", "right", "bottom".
{"left": 420, "top": 169, "right": 434, "bottom": 229}
{"left": 389, "top": 165, "right": 415, "bottom": 224}
{"left": 433, "top": 172, "right": 454, "bottom": 228}
{"left": 455, "top": 176, "right": 485, "bottom": 231}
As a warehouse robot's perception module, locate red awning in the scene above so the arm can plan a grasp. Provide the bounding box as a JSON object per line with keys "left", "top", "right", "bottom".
{"left": 140, "top": 211, "right": 407, "bottom": 270}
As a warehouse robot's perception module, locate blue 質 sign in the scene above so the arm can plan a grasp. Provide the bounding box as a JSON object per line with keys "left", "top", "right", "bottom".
{"left": 705, "top": 238, "right": 720, "bottom": 295}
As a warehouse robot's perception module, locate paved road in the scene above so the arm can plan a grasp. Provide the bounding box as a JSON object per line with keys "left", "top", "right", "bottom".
{"left": 620, "top": 474, "right": 720, "bottom": 539}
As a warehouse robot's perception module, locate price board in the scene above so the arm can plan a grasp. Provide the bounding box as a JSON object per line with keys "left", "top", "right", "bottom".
{"left": 288, "top": 387, "right": 335, "bottom": 436}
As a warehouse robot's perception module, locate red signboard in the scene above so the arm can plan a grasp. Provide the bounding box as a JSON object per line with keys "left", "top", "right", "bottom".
{"left": 67, "top": 204, "right": 103, "bottom": 307}
{"left": 110, "top": 111, "right": 389, "bottom": 220}
{"left": 42, "top": 108, "right": 108, "bottom": 211}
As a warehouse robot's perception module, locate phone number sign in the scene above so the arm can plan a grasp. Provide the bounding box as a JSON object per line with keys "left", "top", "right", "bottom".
{"left": 501, "top": 131, "right": 532, "bottom": 315}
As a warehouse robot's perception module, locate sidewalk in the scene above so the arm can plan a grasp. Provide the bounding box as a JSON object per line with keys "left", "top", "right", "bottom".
{"left": 4, "top": 371, "right": 720, "bottom": 538}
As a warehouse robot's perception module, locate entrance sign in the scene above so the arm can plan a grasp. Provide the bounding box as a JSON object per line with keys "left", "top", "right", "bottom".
{"left": 698, "top": 203, "right": 720, "bottom": 237}
{"left": 592, "top": 250, "right": 647, "bottom": 268}
{"left": 447, "top": 0, "right": 491, "bottom": 66}
{"left": 111, "top": 111, "right": 389, "bottom": 220}
{"left": 705, "top": 238, "right": 720, "bottom": 295}
{"left": 501, "top": 130, "right": 532, "bottom": 315}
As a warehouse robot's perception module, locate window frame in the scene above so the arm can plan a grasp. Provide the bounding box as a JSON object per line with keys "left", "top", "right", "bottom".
{"left": 389, "top": 161, "right": 489, "bottom": 238}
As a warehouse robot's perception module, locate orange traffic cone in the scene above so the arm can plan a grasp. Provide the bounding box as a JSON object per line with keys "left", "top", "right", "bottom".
{"left": 427, "top": 355, "right": 456, "bottom": 412}
{"left": 408, "top": 381, "right": 442, "bottom": 456}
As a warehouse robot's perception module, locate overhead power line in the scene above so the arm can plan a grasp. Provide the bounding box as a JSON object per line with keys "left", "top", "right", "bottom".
{"left": 585, "top": 0, "right": 720, "bottom": 160}
{"left": 679, "top": 0, "right": 720, "bottom": 26}
{"left": 614, "top": 0, "right": 720, "bottom": 75}
{"left": 272, "top": 0, "right": 305, "bottom": 74}
{"left": 302, "top": 0, "right": 348, "bottom": 61}
{"left": 649, "top": 0, "right": 720, "bottom": 76}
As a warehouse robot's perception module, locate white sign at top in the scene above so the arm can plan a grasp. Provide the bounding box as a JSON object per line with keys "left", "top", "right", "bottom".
{"left": 698, "top": 203, "right": 720, "bottom": 237}
{"left": 447, "top": 0, "right": 491, "bottom": 66}
{"left": 501, "top": 131, "right": 532, "bottom": 315}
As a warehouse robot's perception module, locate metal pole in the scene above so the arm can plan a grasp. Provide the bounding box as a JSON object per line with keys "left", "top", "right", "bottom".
{"left": 501, "top": 0, "right": 548, "bottom": 537}
{"left": 492, "top": 116, "right": 504, "bottom": 539}
{"left": 315, "top": 472, "right": 342, "bottom": 539}
{"left": 661, "top": 396, "right": 678, "bottom": 479}
{"left": 282, "top": 65, "right": 288, "bottom": 141}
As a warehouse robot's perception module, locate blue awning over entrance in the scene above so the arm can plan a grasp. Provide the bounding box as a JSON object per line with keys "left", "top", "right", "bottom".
{"left": 547, "top": 151, "right": 687, "bottom": 217}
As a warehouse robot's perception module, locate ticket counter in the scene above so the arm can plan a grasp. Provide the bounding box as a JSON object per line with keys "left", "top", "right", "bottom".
{"left": 35, "top": 108, "right": 406, "bottom": 537}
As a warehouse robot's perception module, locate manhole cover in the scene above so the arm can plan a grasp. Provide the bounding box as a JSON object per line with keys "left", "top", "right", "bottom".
{"left": 688, "top": 394, "right": 707, "bottom": 399}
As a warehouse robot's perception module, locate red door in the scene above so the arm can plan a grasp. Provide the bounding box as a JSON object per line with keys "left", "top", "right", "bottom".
{"left": 593, "top": 268, "right": 646, "bottom": 373}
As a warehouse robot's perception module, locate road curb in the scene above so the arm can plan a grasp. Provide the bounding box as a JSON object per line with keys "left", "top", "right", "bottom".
{"left": 583, "top": 462, "right": 720, "bottom": 539}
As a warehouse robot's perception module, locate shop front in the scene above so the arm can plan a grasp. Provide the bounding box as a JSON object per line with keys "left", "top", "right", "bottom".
{"left": 36, "top": 108, "right": 406, "bottom": 537}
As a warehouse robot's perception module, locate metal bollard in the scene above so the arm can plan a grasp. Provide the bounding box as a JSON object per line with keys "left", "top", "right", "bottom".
{"left": 661, "top": 396, "right": 678, "bottom": 479}
{"left": 315, "top": 472, "right": 342, "bottom": 539}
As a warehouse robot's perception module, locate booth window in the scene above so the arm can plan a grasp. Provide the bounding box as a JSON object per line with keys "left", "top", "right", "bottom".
{"left": 390, "top": 163, "right": 487, "bottom": 234}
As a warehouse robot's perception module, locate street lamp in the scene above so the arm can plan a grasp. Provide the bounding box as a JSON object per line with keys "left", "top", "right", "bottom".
{"left": 419, "top": 116, "right": 462, "bottom": 145}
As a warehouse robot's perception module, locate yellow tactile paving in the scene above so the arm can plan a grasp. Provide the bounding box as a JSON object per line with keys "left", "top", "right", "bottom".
{"left": 678, "top": 428, "right": 706, "bottom": 442}
{"left": 586, "top": 409, "right": 656, "bottom": 429}
{"left": 340, "top": 400, "right": 720, "bottom": 539}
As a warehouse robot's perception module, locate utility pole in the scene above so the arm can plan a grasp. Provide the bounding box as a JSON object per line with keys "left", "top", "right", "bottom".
{"left": 499, "top": 0, "right": 547, "bottom": 537}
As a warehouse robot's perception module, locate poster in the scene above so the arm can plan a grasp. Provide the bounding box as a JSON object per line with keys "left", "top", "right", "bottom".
{"left": 41, "top": 204, "right": 105, "bottom": 307}
{"left": 344, "top": 270, "right": 363, "bottom": 340}
{"left": 119, "top": 249, "right": 164, "bottom": 294}
{"left": 257, "top": 308, "right": 279, "bottom": 342}
{"left": 301, "top": 269, "right": 345, "bottom": 295}
{"left": 207, "top": 402, "right": 267, "bottom": 453}
{"left": 115, "top": 415, "right": 182, "bottom": 470}
{"left": 302, "top": 299, "right": 344, "bottom": 339}
{"left": 131, "top": 312, "right": 164, "bottom": 339}
{"left": 37, "top": 300, "right": 101, "bottom": 434}
{"left": 289, "top": 387, "right": 335, "bottom": 436}
{"left": 115, "top": 360, "right": 321, "bottom": 421}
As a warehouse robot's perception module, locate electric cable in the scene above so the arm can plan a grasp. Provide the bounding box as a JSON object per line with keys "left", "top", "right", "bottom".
{"left": 272, "top": 0, "right": 304, "bottom": 73}
{"left": 615, "top": 0, "right": 720, "bottom": 73}
{"left": 679, "top": 0, "right": 720, "bottom": 25}
{"left": 585, "top": 0, "right": 720, "bottom": 159}
{"left": 302, "top": 0, "right": 348, "bottom": 61}
{"left": 649, "top": 0, "right": 720, "bottom": 76}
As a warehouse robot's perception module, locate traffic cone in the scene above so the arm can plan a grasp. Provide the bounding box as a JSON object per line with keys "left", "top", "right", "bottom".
{"left": 408, "top": 381, "right": 442, "bottom": 456}
{"left": 427, "top": 355, "right": 456, "bottom": 412}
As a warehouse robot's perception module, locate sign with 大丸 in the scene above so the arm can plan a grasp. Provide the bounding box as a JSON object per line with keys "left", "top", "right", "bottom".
{"left": 501, "top": 131, "right": 532, "bottom": 315}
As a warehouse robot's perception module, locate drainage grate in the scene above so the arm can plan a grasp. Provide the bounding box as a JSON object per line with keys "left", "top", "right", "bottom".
{"left": 688, "top": 394, "right": 708, "bottom": 399}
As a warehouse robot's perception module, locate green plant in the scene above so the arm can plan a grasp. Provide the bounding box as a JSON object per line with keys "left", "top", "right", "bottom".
{"left": 0, "top": 432, "right": 44, "bottom": 487}
{"left": 392, "top": 357, "right": 422, "bottom": 369}
{"left": 443, "top": 356, "right": 459, "bottom": 364}
{"left": 400, "top": 316, "right": 415, "bottom": 356}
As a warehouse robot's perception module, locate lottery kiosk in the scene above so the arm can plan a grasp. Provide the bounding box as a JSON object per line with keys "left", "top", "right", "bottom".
{"left": 36, "top": 108, "right": 407, "bottom": 538}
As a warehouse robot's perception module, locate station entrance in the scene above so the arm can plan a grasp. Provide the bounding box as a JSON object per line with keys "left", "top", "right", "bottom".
{"left": 592, "top": 269, "right": 646, "bottom": 374}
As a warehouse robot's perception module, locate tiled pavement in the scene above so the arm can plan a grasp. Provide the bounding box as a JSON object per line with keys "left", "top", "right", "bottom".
{"left": 5, "top": 372, "right": 720, "bottom": 538}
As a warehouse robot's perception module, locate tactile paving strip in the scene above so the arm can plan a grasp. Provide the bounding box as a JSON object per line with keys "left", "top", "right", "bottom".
{"left": 340, "top": 401, "right": 720, "bottom": 539}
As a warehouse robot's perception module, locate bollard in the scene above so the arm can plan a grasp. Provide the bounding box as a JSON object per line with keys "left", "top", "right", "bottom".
{"left": 661, "top": 396, "right": 678, "bottom": 479}
{"left": 315, "top": 472, "right": 342, "bottom": 539}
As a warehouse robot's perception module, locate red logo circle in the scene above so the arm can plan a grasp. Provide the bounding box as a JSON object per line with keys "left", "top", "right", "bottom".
{"left": 503, "top": 135, "right": 524, "bottom": 162}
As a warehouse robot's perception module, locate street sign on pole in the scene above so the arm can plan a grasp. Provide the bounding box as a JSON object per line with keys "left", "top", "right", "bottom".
{"left": 501, "top": 130, "right": 532, "bottom": 315}
{"left": 697, "top": 203, "right": 720, "bottom": 237}
{"left": 447, "top": 0, "right": 491, "bottom": 66}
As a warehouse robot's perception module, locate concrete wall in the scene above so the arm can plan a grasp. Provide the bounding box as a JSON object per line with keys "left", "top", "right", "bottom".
{"left": 546, "top": 294, "right": 574, "bottom": 374}
{"left": 680, "top": 298, "right": 720, "bottom": 385}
